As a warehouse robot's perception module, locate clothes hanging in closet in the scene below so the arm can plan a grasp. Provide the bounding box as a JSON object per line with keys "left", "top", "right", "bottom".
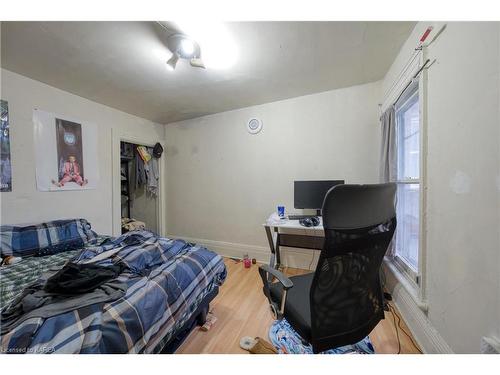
{"left": 146, "top": 155, "right": 159, "bottom": 196}
{"left": 133, "top": 146, "right": 158, "bottom": 197}
{"left": 135, "top": 149, "right": 146, "bottom": 189}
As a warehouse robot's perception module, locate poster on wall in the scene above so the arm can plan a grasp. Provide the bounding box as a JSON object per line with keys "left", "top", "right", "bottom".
{"left": 0, "top": 100, "right": 12, "bottom": 192}
{"left": 33, "top": 109, "right": 99, "bottom": 191}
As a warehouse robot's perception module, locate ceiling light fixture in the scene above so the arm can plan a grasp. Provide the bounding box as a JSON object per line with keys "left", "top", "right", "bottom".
{"left": 164, "top": 33, "right": 205, "bottom": 71}
{"left": 189, "top": 57, "right": 205, "bottom": 69}
{"left": 157, "top": 21, "right": 237, "bottom": 71}
{"left": 166, "top": 53, "right": 179, "bottom": 71}
{"left": 174, "top": 21, "right": 238, "bottom": 70}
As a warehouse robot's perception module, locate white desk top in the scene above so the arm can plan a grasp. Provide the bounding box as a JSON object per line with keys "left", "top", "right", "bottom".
{"left": 263, "top": 218, "right": 324, "bottom": 236}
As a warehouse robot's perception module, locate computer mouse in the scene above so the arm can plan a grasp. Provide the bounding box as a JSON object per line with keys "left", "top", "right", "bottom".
{"left": 299, "top": 216, "right": 320, "bottom": 227}
{"left": 299, "top": 218, "right": 311, "bottom": 227}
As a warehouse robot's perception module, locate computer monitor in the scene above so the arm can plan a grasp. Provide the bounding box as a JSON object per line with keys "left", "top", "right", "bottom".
{"left": 294, "top": 180, "right": 345, "bottom": 214}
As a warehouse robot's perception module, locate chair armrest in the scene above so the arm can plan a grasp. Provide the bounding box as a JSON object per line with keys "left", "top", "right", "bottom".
{"left": 258, "top": 264, "right": 293, "bottom": 319}
{"left": 259, "top": 264, "right": 293, "bottom": 289}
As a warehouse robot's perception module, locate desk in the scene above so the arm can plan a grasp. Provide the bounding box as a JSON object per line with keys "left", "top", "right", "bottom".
{"left": 263, "top": 218, "right": 324, "bottom": 269}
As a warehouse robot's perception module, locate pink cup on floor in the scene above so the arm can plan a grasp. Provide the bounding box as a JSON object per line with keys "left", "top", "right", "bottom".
{"left": 243, "top": 257, "right": 251, "bottom": 268}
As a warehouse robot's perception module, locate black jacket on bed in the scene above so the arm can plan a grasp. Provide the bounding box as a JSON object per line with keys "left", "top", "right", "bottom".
{"left": 1, "top": 262, "right": 127, "bottom": 334}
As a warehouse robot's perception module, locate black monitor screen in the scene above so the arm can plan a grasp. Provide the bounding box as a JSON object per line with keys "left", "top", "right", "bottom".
{"left": 294, "top": 180, "right": 345, "bottom": 209}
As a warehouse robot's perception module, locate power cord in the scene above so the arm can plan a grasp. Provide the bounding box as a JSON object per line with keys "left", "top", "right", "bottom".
{"left": 308, "top": 251, "right": 316, "bottom": 270}
{"left": 388, "top": 302, "right": 423, "bottom": 354}
{"left": 387, "top": 303, "right": 402, "bottom": 354}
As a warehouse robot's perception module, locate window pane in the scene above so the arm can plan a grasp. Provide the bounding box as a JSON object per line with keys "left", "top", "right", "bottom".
{"left": 397, "top": 94, "right": 420, "bottom": 180}
{"left": 395, "top": 183, "right": 419, "bottom": 270}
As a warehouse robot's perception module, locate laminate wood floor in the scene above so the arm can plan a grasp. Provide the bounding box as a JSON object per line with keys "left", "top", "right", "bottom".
{"left": 177, "top": 258, "right": 422, "bottom": 354}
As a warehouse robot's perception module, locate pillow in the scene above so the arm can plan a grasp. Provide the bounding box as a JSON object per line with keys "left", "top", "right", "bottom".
{"left": 0, "top": 219, "right": 97, "bottom": 258}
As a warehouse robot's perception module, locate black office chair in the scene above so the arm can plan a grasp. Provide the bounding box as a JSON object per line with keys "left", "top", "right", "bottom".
{"left": 259, "top": 183, "right": 396, "bottom": 353}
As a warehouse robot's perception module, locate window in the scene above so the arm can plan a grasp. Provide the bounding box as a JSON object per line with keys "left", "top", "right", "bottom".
{"left": 394, "top": 84, "right": 420, "bottom": 279}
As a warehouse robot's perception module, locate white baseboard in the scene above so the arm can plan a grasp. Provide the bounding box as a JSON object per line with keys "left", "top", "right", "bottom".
{"left": 389, "top": 279, "right": 454, "bottom": 353}
{"left": 167, "top": 234, "right": 271, "bottom": 263}
{"left": 167, "top": 234, "right": 317, "bottom": 270}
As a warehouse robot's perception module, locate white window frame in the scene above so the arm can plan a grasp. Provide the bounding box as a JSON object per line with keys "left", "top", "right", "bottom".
{"left": 388, "top": 65, "right": 428, "bottom": 309}
{"left": 394, "top": 83, "right": 420, "bottom": 286}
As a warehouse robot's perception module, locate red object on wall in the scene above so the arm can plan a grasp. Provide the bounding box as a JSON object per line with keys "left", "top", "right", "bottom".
{"left": 420, "top": 26, "right": 433, "bottom": 43}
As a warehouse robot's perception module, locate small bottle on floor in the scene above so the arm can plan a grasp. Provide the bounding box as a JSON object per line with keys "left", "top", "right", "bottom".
{"left": 200, "top": 312, "right": 217, "bottom": 331}
{"left": 243, "top": 254, "right": 251, "bottom": 268}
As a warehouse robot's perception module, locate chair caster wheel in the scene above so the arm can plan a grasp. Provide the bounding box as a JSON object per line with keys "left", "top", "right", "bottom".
{"left": 270, "top": 304, "right": 278, "bottom": 319}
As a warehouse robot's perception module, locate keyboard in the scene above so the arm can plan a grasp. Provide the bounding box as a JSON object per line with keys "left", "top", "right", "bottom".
{"left": 288, "top": 215, "right": 319, "bottom": 220}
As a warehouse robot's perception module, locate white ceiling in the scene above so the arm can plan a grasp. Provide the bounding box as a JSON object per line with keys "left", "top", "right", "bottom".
{"left": 1, "top": 21, "right": 415, "bottom": 124}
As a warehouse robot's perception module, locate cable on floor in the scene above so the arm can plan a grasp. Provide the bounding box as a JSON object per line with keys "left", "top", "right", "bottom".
{"left": 308, "top": 251, "right": 316, "bottom": 270}
{"left": 388, "top": 302, "right": 423, "bottom": 354}
{"left": 387, "top": 303, "right": 401, "bottom": 354}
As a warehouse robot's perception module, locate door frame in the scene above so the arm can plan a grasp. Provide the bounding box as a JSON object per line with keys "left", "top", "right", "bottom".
{"left": 111, "top": 129, "right": 166, "bottom": 237}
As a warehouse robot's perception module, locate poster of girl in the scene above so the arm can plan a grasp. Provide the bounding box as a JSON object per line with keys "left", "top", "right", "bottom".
{"left": 51, "top": 119, "right": 88, "bottom": 187}
{"left": 0, "top": 100, "right": 12, "bottom": 192}
{"left": 33, "top": 109, "right": 99, "bottom": 191}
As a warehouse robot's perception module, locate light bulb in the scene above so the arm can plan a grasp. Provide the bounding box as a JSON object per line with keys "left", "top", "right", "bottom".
{"left": 175, "top": 21, "right": 238, "bottom": 70}
{"left": 180, "top": 38, "right": 195, "bottom": 56}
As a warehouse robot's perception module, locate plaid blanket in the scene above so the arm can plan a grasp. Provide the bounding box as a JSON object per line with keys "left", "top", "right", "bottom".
{"left": 0, "top": 235, "right": 109, "bottom": 310}
{"left": 0, "top": 231, "right": 226, "bottom": 354}
{"left": 0, "top": 219, "right": 98, "bottom": 258}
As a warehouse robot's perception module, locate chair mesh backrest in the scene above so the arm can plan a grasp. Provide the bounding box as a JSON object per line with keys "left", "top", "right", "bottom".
{"left": 309, "top": 183, "right": 396, "bottom": 352}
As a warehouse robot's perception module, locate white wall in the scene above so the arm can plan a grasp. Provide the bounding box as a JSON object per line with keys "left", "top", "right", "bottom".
{"left": 382, "top": 22, "right": 500, "bottom": 353}
{"left": 165, "top": 82, "right": 381, "bottom": 267}
{"left": 130, "top": 183, "right": 158, "bottom": 233}
{"left": 0, "top": 69, "right": 165, "bottom": 235}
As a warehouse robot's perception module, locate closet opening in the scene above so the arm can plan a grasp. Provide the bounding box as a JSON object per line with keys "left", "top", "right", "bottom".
{"left": 120, "top": 141, "right": 161, "bottom": 234}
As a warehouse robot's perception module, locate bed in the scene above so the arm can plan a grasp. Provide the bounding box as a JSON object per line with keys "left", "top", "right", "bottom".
{"left": 0, "top": 223, "right": 226, "bottom": 354}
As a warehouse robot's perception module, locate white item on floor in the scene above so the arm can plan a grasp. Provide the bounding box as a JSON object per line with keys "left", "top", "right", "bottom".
{"left": 239, "top": 336, "right": 257, "bottom": 351}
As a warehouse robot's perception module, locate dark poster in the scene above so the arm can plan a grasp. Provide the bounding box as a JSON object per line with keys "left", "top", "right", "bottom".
{"left": 53, "top": 118, "right": 87, "bottom": 187}
{"left": 0, "top": 100, "right": 12, "bottom": 192}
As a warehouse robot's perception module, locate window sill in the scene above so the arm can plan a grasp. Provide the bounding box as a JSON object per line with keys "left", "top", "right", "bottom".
{"left": 383, "top": 257, "right": 428, "bottom": 313}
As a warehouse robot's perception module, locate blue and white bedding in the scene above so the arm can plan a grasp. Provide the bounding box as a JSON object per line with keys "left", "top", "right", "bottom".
{"left": 0, "top": 235, "right": 109, "bottom": 310}
{"left": 0, "top": 230, "right": 226, "bottom": 354}
{"left": 0, "top": 218, "right": 97, "bottom": 258}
